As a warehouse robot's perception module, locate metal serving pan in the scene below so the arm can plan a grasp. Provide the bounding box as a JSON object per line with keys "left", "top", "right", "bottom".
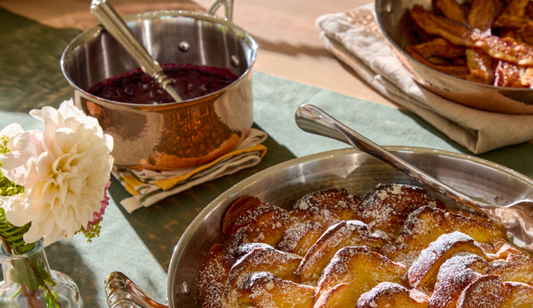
{"left": 104, "top": 146, "right": 533, "bottom": 307}
{"left": 375, "top": 0, "right": 533, "bottom": 114}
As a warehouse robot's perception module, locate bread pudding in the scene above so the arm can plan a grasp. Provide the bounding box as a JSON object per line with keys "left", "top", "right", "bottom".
{"left": 198, "top": 183, "right": 533, "bottom": 308}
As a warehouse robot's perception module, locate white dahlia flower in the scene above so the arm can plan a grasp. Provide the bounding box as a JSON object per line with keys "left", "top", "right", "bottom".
{"left": 0, "top": 101, "right": 114, "bottom": 246}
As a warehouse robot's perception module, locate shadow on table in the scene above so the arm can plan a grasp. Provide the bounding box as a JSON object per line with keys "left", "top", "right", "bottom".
{"left": 106, "top": 123, "right": 296, "bottom": 270}
{"left": 46, "top": 241, "right": 98, "bottom": 307}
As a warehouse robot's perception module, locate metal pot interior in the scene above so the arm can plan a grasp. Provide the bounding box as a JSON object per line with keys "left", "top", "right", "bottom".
{"left": 62, "top": 11, "right": 257, "bottom": 95}
{"left": 167, "top": 147, "right": 533, "bottom": 307}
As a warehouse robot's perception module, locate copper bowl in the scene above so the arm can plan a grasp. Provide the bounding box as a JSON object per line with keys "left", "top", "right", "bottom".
{"left": 103, "top": 147, "right": 533, "bottom": 307}
{"left": 375, "top": 0, "right": 533, "bottom": 114}
{"left": 61, "top": 5, "right": 257, "bottom": 170}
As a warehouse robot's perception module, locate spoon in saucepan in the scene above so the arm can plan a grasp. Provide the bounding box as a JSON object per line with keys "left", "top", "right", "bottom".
{"left": 295, "top": 103, "right": 533, "bottom": 253}
{"left": 90, "top": 0, "right": 184, "bottom": 103}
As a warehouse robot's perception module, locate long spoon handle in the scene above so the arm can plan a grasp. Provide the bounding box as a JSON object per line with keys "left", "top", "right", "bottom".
{"left": 90, "top": 0, "right": 183, "bottom": 102}
{"left": 295, "top": 103, "right": 490, "bottom": 215}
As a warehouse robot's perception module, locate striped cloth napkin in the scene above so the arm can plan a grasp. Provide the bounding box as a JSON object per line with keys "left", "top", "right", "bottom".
{"left": 112, "top": 128, "right": 267, "bottom": 213}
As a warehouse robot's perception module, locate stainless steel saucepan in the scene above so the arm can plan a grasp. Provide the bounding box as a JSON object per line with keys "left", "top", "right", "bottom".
{"left": 104, "top": 147, "right": 533, "bottom": 307}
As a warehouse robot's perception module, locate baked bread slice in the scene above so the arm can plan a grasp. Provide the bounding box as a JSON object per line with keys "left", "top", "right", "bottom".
{"left": 314, "top": 246, "right": 407, "bottom": 307}
{"left": 296, "top": 220, "right": 390, "bottom": 284}
{"left": 407, "top": 232, "right": 486, "bottom": 291}
{"left": 356, "top": 184, "right": 445, "bottom": 237}
{"left": 357, "top": 282, "right": 429, "bottom": 308}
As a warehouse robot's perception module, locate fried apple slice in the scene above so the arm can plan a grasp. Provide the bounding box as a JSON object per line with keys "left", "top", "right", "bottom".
{"left": 357, "top": 183, "right": 445, "bottom": 237}
{"left": 296, "top": 220, "right": 390, "bottom": 284}
{"left": 494, "top": 0, "right": 531, "bottom": 29}
{"left": 468, "top": 0, "right": 501, "bottom": 32}
{"left": 410, "top": 4, "right": 481, "bottom": 47}
{"left": 405, "top": 46, "right": 470, "bottom": 78}
{"left": 357, "top": 282, "right": 429, "bottom": 308}
{"left": 517, "top": 20, "right": 533, "bottom": 44}
{"left": 435, "top": 0, "right": 467, "bottom": 23}
{"left": 466, "top": 48, "right": 495, "bottom": 84}
{"left": 410, "top": 38, "right": 466, "bottom": 59}
{"left": 291, "top": 188, "right": 361, "bottom": 226}
{"left": 314, "top": 246, "right": 407, "bottom": 307}
{"left": 276, "top": 221, "right": 327, "bottom": 256}
{"left": 429, "top": 253, "right": 488, "bottom": 308}
{"left": 408, "top": 232, "right": 486, "bottom": 291}
{"left": 224, "top": 272, "right": 315, "bottom": 308}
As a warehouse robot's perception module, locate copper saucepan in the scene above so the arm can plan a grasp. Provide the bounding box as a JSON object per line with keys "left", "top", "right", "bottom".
{"left": 61, "top": 0, "right": 257, "bottom": 170}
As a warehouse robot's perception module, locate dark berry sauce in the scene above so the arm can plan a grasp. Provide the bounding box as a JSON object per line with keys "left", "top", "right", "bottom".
{"left": 88, "top": 63, "right": 239, "bottom": 104}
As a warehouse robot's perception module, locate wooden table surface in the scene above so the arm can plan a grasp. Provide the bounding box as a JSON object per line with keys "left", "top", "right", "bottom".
{"left": 0, "top": 0, "right": 396, "bottom": 108}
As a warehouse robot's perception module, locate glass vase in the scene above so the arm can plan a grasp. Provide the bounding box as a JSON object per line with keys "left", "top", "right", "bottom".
{"left": 0, "top": 238, "right": 83, "bottom": 308}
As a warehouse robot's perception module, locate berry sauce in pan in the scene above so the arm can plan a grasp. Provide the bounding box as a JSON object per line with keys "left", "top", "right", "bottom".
{"left": 88, "top": 63, "right": 239, "bottom": 104}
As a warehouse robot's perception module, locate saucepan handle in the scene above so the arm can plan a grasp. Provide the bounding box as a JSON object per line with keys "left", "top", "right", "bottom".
{"left": 105, "top": 271, "right": 168, "bottom": 308}
{"left": 207, "top": 0, "right": 234, "bottom": 21}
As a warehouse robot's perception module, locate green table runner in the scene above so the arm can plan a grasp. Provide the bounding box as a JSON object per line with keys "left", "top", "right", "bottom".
{"left": 1, "top": 7, "right": 532, "bottom": 307}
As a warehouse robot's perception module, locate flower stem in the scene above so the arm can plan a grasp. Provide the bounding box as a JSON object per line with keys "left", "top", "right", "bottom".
{"left": 24, "top": 258, "right": 62, "bottom": 308}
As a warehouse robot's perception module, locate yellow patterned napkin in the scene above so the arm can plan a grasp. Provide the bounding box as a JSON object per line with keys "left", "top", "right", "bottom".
{"left": 112, "top": 128, "right": 267, "bottom": 213}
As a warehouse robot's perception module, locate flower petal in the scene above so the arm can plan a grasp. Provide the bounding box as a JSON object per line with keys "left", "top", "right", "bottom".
{"left": 0, "top": 151, "right": 31, "bottom": 185}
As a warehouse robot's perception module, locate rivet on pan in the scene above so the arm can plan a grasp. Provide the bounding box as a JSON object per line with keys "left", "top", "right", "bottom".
{"left": 385, "top": 2, "right": 393, "bottom": 13}
{"left": 231, "top": 55, "right": 240, "bottom": 67}
{"left": 178, "top": 41, "right": 190, "bottom": 52}
{"left": 182, "top": 280, "right": 190, "bottom": 295}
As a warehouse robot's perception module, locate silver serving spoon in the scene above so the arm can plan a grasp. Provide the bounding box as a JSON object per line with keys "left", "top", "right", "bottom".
{"left": 90, "top": 0, "right": 183, "bottom": 103}
{"left": 295, "top": 103, "right": 533, "bottom": 253}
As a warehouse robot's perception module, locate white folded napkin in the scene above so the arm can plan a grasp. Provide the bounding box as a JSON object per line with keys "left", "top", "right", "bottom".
{"left": 316, "top": 3, "right": 533, "bottom": 154}
{"left": 113, "top": 128, "right": 268, "bottom": 213}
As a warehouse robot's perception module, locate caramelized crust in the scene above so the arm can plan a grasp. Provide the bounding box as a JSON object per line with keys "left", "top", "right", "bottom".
{"left": 223, "top": 246, "right": 303, "bottom": 302}
{"left": 408, "top": 232, "right": 486, "bottom": 291}
{"left": 428, "top": 254, "right": 488, "bottom": 308}
{"left": 466, "top": 48, "right": 495, "bottom": 84}
{"left": 276, "top": 221, "right": 326, "bottom": 256}
{"left": 381, "top": 206, "right": 450, "bottom": 267}
{"left": 296, "top": 220, "right": 390, "bottom": 284}
{"left": 315, "top": 246, "right": 407, "bottom": 306}
{"left": 494, "top": 61, "right": 527, "bottom": 87}
{"left": 222, "top": 199, "right": 293, "bottom": 236}
{"left": 222, "top": 196, "right": 264, "bottom": 234}
{"left": 198, "top": 244, "right": 229, "bottom": 308}
{"left": 410, "top": 4, "right": 481, "bottom": 47}
{"left": 291, "top": 188, "right": 361, "bottom": 226}
{"left": 357, "top": 282, "right": 429, "bottom": 308}
{"left": 357, "top": 184, "right": 445, "bottom": 237}
{"left": 224, "top": 272, "right": 315, "bottom": 308}
{"left": 456, "top": 275, "right": 509, "bottom": 308}
{"left": 488, "top": 253, "right": 533, "bottom": 284}
{"left": 501, "top": 281, "right": 533, "bottom": 307}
